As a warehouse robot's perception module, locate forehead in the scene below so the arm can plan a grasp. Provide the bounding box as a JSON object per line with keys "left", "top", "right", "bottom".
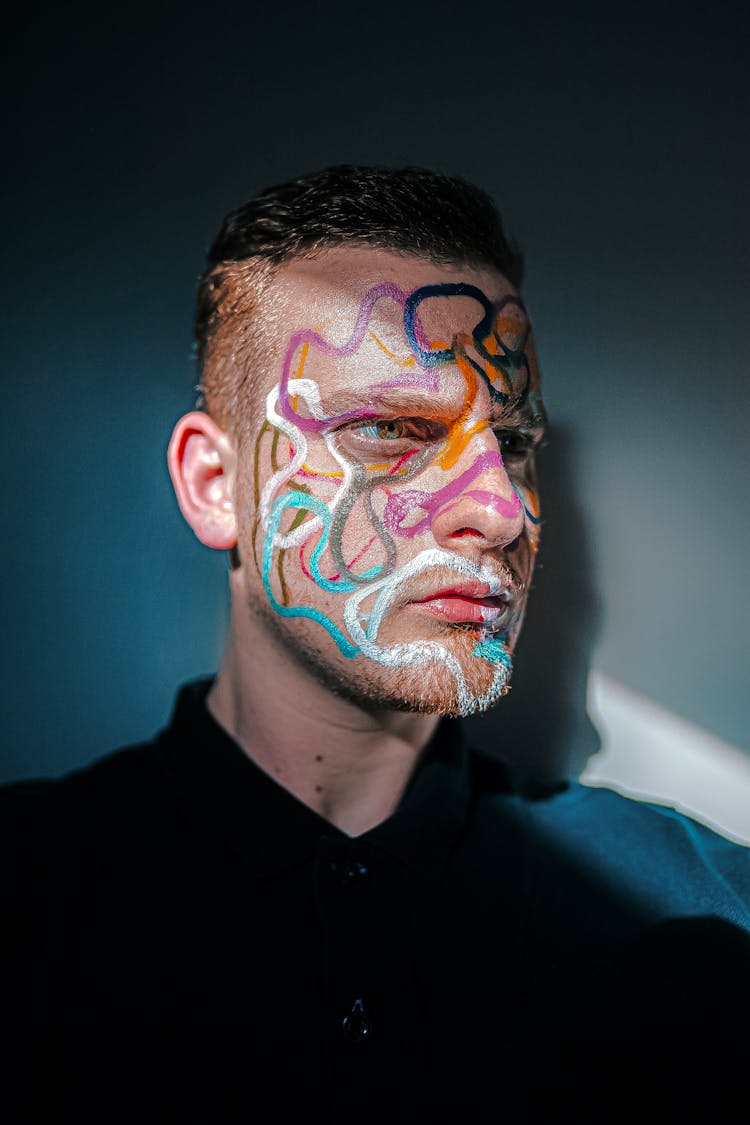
{"left": 258, "top": 246, "right": 540, "bottom": 415}
{"left": 272, "top": 246, "right": 521, "bottom": 342}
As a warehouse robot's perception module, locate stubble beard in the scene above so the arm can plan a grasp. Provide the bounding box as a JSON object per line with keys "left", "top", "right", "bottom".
{"left": 244, "top": 590, "right": 518, "bottom": 718}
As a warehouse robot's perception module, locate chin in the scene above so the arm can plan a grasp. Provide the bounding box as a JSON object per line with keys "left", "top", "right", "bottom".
{"left": 388, "top": 643, "right": 513, "bottom": 717}
{"left": 245, "top": 592, "right": 515, "bottom": 717}
{"left": 313, "top": 633, "right": 514, "bottom": 718}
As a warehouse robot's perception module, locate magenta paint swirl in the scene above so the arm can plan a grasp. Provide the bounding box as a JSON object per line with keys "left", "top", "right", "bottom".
{"left": 382, "top": 450, "right": 521, "bottom": 538}
{"left": 278, "top": 283, "right": 433, "bottom": 432}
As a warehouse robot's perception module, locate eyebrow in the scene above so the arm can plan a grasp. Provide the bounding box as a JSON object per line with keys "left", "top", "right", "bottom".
{"left": 320, "top": 389, "right": 547, "bottom": 436}
{"left": 490, "top": 402, "right": 548, "bottom": 432}
{"left": 321, "top": 389, "right": 467, "bottom": 420}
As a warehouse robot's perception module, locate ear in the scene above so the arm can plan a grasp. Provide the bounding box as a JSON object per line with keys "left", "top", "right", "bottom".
{"left": 167, "top": 411, "right": 238, "bottom": 550}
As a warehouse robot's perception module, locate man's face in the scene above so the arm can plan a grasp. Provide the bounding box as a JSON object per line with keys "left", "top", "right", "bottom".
{"left": 232, "top": 248, "right": 546, "bottom": 717}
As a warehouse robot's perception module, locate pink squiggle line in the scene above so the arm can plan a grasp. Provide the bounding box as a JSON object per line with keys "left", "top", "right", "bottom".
{"left": 368, "top": 371, "right": 440, "bottom": 392}
{"left": 278, "top": 283, "right": 432, "bottom": 432}
{"left": 388, "top": 448, "right": 421, "bottom": 475}
{"left": 295, "top": 466, "right": 341, "bottom": 481}
{"left": 299, "top": 541, "right": 315, "bottom": 583}
{"left": 432, "top": 491, "right": 520, "bottom": 520}
{"left": 382, "top": 450, "right": 521, "bottom": 538}
{"left": 294, "top": 445, "right": 419, "bottom": 481}
{"left": 299, "top": 534, "right": 377, "bottom": 584}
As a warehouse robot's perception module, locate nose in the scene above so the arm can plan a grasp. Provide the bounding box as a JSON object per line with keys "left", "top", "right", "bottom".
{"left": 429, "top": 432, "right": 525, "bottom": 552}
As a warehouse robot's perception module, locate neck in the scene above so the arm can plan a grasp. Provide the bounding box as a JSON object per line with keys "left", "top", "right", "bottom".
{"left": 207, "top": 615, "right": 440, "bottom": 837}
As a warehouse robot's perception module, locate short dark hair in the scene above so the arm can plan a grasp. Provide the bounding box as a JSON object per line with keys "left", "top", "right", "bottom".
{"left": 194, "top": 164, "right": 523, "bottom": 429}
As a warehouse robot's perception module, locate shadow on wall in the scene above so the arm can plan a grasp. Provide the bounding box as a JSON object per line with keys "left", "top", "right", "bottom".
{"left": 464, "top": 421, "right": 602, "bottom": 785}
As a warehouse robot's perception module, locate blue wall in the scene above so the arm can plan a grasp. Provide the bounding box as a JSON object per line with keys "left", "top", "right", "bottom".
{"left": 2, "top": 3, "right": 748, "bottom": 781}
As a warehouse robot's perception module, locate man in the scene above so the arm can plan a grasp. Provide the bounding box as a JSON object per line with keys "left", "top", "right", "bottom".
{"left": 2, "top": 166, "right": 749, "bottom": 1123}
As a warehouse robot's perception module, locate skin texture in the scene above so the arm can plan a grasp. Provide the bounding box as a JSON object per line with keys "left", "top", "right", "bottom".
{"left": 169, "top": 248, "right": 546, "bottom": 834}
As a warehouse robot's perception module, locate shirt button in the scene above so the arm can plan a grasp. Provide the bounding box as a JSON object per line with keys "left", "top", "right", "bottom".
{"left": 330, "top": 858, "right": 369, "bottom": 886}
{"left": 342, "top": 998, "right": 371, "bottom": 1042}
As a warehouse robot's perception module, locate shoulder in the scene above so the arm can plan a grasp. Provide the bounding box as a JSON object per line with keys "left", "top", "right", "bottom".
{"left": 0, "top": 677, "right": 215, "bottom": 834}
{"left": 1, "top": 737, "right": 163, "bottom": 808}
{"left": 470, "top": 743, "right": 748, "bottom": 859}
{"left": 467, "top": 747, "right": 750, "bottom": 928}
{"left": 0, "top": 737, "right": 173, "bottom": 878}
{"left": 523, "top": 774, "right": 749, "bottom": 859}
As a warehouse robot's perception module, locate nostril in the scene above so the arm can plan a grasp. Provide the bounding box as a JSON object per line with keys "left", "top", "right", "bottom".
{"left": 451, "top": 528, "right": 483, "bottom": 539}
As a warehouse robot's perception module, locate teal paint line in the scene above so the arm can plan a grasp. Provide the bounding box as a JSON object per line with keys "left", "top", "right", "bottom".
{"left": 263, "top": 492, "right": 360, "bottom": 658}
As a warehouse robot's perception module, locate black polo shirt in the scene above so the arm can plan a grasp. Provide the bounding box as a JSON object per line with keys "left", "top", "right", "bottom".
{"left": 2, "top": 678, "right": 749, "bottom": 1123}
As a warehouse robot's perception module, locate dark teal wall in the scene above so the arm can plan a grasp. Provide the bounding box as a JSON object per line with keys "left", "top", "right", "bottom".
{"left": 2, "top": 3, "right": 748, "bottom": 780}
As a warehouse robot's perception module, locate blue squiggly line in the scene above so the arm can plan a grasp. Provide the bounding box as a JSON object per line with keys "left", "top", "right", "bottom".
{"left": 404, "top": 283, "right": 495, "bottom": 367}
{"left": 512, "top": 483, "right": 542, "bottom": 526}
{"left": 293, "top": 491, "right": 382, "bottom": 592}
{"left": 404, "top": 285, "right": 530, "bottom": 409}
{"left": 263, "top": 492, "right": 361, "bottom": 657}
{"left": 472, "top": 636, "right": 512, "bottom": 666}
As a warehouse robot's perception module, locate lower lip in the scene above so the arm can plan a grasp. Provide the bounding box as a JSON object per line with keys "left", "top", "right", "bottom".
{"left": 411, "top": 597, "right": 505, "bottom": 624}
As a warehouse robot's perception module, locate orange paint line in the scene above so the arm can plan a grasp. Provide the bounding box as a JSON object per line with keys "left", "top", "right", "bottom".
{"left": 299, "top": 463, "right": 344, "bottom": 479}
{"left": 368, "top": 331, "right": 416, "bottom": 367}
{"left": 524, "top": 488, "right": 541, "bottom": 520}
{"left": 437, "top": 342, "right": 478, "bottom": 470}
{"left": 290, "top": 342, "right": 310, "bottom": 411}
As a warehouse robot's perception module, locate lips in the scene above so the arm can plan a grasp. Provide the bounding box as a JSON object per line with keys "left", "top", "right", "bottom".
{"left": 410, "top": 582, "right": 512, "bottom": 625}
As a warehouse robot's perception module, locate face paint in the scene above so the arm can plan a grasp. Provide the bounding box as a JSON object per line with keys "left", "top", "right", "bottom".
{"left": 247, "top": 255, "right": 546, "bottom": 717}
{"left": 342, "top": 548, "right": 514, "bottom": 716}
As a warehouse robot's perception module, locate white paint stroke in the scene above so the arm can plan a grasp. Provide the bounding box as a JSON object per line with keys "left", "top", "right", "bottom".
{"left": 582, "top": 669, "right": 750, "bottom": 846}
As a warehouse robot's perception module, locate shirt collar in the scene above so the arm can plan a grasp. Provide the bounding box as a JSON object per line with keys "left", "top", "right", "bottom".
{"left": 155, "top": 677, "right": 482, "bottom": 882}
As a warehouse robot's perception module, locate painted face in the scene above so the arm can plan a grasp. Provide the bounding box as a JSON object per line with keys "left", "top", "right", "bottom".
{"left": 237, "top": 249, "right": 546, "bottom": 717}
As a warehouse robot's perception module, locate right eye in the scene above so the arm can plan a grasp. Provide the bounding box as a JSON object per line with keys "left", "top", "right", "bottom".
{"left": 354, "top": 419, "right": 437, "bottom": 441}
{"left": 339, "top": 416, "right": 448, "bottom": 457}
{"left": 493, "top": 428, "right": 538, "bottom": 461}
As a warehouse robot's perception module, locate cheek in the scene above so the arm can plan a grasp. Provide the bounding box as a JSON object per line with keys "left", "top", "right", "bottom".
{"left": 261, "top": 477, "right": 390, "bottom": 610}
{"left": 309, "top": 492, "right": 394, "bottom": 590}
{"left": 255, "top": 418, "right": 441, "bottom": 612}
{"left": 514, "top": 481, "right": 542, "bottom": 554}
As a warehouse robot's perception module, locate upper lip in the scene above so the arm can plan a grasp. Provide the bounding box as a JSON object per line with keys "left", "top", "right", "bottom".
{"left": 410, "top": 581, "right": 512, "bottom": 604}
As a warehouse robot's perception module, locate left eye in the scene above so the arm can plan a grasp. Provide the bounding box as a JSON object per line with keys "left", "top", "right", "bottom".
{"left": 357, "top": 420, "right": 408, "bottom": 440}
{"left": 352, "top": 418, "right": 445, "bottom": 442}
{"left": 494, "top": 429, "right": 535, "bottom": 459}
